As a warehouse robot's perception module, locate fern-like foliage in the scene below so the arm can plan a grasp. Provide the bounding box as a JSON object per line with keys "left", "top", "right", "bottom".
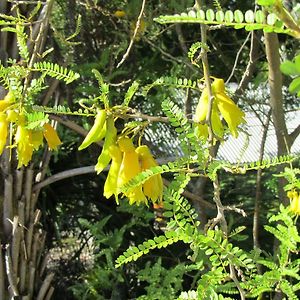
{"left": 16, "top": 23, "right": 29, "bottom": 62}
{"left": 244, "top": 205, "right": 300, "bottom": 298}
{"left": 161, "top": 99, "right": 208, "bottom": 164}
{"left": 26, "top": 111, "right": 49, "bottom": 130}
{"left": 142, "top": 76, "right": 200, "bottom": 96}
{"left": 222, "top": 154, "right": 295, "bottom": 174}
{"left": 32, "top": 61, "right": 80, "bottom": 84}
{"left": 123, "top": 80, "right": 139, "bottom": 106}
{"left": 163, "top": 182, "right": 200, "bottom": 230}
{"left": 115, "top": 230, "right": 184, "bottom": 268}
{"left": 154, "top": 9, "right": 294, "bottom": 36}
{"left": 136, "top": 258, "right": 187, "bottom": 300}
{"left": 32, "top": 105, "right": 94, "bottom": 116}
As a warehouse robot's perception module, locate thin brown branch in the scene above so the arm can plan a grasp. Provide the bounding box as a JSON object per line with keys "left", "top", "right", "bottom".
{"left": 224, "top": 205, "right": 246, "bottom": 217}
{"left": 253, "top": 109, "right": 271, "bottom": 252}
{"left": 143, "top": 37, "right": 197, "bottom": 72}
{"left": 28, "top": 0, "right": 55, "bottom": 68}
{"left": 33, "top": 166, "right": 96, "bottom": 192}
{"left": 164, "top": 178, "right": 215, "bottom": 209}
{"left": 116, "top": 0, "right": 146, "bottom": 68}
{"left": 226, "top": 32, "right": 251, "bottom": 84}
{"left": 42, "top": 79, "right": 60, "bottom": 106}
{"left": 127, "top": 110, "right": 169, "bottom": 123}
{"left": 49, "top": 114, "right": 91, "bottom": 137}
{"left": 235, "top": 31, "right": 261, "bottom": 96}
{"left": 288, "top": 123, "right": 300, "bottom": 148}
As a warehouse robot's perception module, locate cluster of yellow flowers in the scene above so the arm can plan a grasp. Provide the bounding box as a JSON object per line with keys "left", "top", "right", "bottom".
{"left": 194, "top": 78, "right": 245, "bottom": 139}
{"left": 0, "top": 92, "right": 62, "bottom": 168}
{"left": 287, "top": 190, "right": 300, "bottom": 215}
{"left": 79, "top": 110, "right": 163, "bottom": 205}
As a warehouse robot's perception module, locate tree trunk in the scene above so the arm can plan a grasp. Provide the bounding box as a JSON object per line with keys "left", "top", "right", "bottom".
{"left": 0, "top": 1, "right": 55, "bottom": 298}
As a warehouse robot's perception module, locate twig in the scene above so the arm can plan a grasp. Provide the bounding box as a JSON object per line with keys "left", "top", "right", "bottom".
{"left": 49, "top": 114, "right": 90, "bottom": 138}
{"left": 288, "top": 123, "right": 300, "bottom": 148}
{"left": 109, "top": 79, "right": 132, "bottom": 87}
{"left": 33, "top": 166, "right": 97, "bottom": 192}
{"left": 126, "top": 110, "right": 169, "bottom": 123}
{"left": 253, "top": 109, "right": 271, "bottom": 266}
{"left": 235, "top": 31, "right": 261, "bottom": 95}
{"left": 116, "top": 0, "right": 146, "bottom": 68}
{"left": 143, "top": 37, "right": 197, "bottom": 72}
{"left": 226, "top": 32, "right": 251, "bottom": 84}
{"left": 229, "top": 264, "right": 246, "bottom": 300}
{"left": 224, "top": 205, "right": 246, "bottom": 217}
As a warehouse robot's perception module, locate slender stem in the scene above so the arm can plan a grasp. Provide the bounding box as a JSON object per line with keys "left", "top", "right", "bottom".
{"left": 253, "top": 109, "right": 271, "bottom": 252}
{"left": 116, "top": 0, "right": 146, "bottom": 68}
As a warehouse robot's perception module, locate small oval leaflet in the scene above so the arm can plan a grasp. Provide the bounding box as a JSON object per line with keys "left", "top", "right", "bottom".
{"left": 234, "top": 10, "right": 244, "bottom": 23}
{"left": 245, "top": 10, "right": 254, "bottom": 23}
{"left": 206, "top": 9, "right": 215, "bottom": 22}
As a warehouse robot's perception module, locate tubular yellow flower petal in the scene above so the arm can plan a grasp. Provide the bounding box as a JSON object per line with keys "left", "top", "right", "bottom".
{"left": 31, "top": 130, "right": 44, "bottom": 150}
{"left": 136, "top": 145, "right": 163, "bottom": 203}
{"left": 6, "top": 110, "right": 18, "bottom": 122}
{"left": 194, "top": 88, "right": 209, "bottom": 122}
{"left": 288, "top": 190, "right": 300, "bottom": 215}
{"left": 0, "top": 99, "right": 13, "bottom": 112}
{"left": 103, "top": 145, "right": 123, "bottom": 201}
{"left": 212, "top": 78, "right": 226, "bottom": 94}
{"left": 216, "top": 92, "right": 245, "bottom": 138}
{"left": 15, "top": 125, "right": 34, "bottom": 168}
{"left": 43, "top": 123, "right": 62, "bottom": 150}
{"left": 114, "top": 10, "right": 126, "bottom": 18}
{"left": 4, "top": 91, "right": 15, "bottom": 102}
{"left": 118, "top": 136, "right": 135, "bottom": 152}
{"left": 0, "top": 92, "right": 15, "bottom": 112}
{"left": 95, "top": 116, "right": 117, "bottom": 174}
{"left": 118, "top": 137, "right": 146, "bottom": 205}
{"left": 194, "top": 123, "right": 208, "bottom": 140}
{"left": 211, "top": 105, "right": 224, "bottom": 137}
{"left": 0, "top": 113, "right": 8, "bottom": 155}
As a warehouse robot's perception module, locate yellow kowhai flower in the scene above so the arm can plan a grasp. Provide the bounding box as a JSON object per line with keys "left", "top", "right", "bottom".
{"left": 103, "top": 145, "right": 123, "bottom": 202}
{"left": 0, "top": 91, "right": 15, "bottom": 112}
{"left": 6, "top": 110, "right": 18, "bottom": 122}
{"left": 194, "top": 78, "right": 245, "bottom": 139}
{"left": 117, "top": 136, "right": 146, "bottom": 205}
{"left": 114, "top": 10, "right": 126, "bottom": 18}
{"left": 287, "top": 190, "right": 300, "bottom": 215}
{"left": 31, "top": 129, "right": 44, "bottom": 150}
{"left": 135, "top": 145, "right": 163, "bottom": 203}
{"left": 43, "top": 123, "right": 62, "bottom": 150}
{"left": 15, "top": 125, "right": 34, "bottom": 168}
{"left": 0, "top": 113, "right": 8, "bottom": 155}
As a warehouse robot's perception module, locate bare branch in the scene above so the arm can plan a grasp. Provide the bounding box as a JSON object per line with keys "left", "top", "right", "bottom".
{"left": 236, "top": 31, "right": 261, "bottom": 96}
{"left": 226, "top": 32, "right": 251, "bottom": 84}
{"left": 288, "top": 123, "right": 300, "bottom": 148}
{"left": 116, "top": 0, "right": 146, "bottom": 68}
{"left": 33, "top": 166, "right": 96, "bottom": 192}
